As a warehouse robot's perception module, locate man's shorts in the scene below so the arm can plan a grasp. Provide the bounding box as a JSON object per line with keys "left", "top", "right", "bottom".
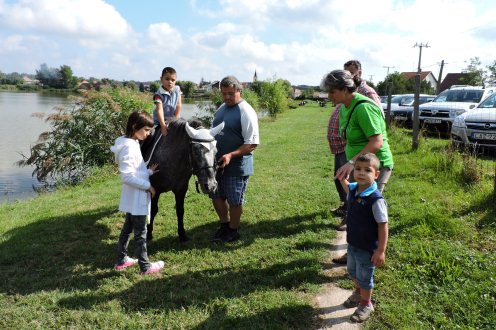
{"left": 209, "top": 176, "right": 249, "bottom": 206}
{"left": 347, "top": 244, "right": 376, "bottom": 290}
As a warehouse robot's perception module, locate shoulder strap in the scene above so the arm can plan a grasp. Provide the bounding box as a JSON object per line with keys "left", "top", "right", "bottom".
{"left": 343, "top": 100, "right": 375, "bottom": 138}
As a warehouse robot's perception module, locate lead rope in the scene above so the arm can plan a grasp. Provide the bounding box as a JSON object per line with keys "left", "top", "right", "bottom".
{"left": 144, "top": 131, "right": 163, "bottom": 166}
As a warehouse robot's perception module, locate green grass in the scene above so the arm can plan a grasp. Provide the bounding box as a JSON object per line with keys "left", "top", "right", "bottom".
{"left": 1, "top": 102, "right": 495, "bottom": 329}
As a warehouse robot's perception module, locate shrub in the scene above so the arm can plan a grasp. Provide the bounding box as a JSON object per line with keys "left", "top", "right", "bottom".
{"left": 258, "top": 80, "right": 289, "bottom": 117}
{"left": 18, "top": 88, "right": 150, "bottom": 186}
{"left": 241, "top": 88, "right": 260, "bottom": 111}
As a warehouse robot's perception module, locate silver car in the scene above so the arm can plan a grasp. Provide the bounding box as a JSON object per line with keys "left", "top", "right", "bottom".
{"left": 451, "top": 92, "right": 496, "bottom": 149}
{"left": 419, "top": 85, "right": 496, "bottom": 131}
{"left": 389, "top": 94, "right": 435, "bottom": 127}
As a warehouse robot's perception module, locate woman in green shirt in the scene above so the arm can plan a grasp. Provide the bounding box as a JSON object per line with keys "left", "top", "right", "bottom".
{"left": 320, "top": 69, "right": 393, "bottom": 192}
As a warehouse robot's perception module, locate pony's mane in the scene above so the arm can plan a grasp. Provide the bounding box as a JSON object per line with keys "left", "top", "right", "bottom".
{"left": 167, "top": 117, "right": 204, "bottom": 139}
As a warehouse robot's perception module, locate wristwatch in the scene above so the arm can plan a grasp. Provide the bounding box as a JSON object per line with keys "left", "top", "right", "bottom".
{"left": 348, "top": 159, "right": 354, "bottom": 165}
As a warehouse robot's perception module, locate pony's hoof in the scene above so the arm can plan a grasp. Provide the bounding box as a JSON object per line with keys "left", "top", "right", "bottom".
{"left": 147, "top": 233, "right": 153, "bottom": 241}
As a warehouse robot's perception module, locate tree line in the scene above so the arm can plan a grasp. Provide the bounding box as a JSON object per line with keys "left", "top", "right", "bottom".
{"left": 3, "top": 57, "right": 496, "bottom": 96}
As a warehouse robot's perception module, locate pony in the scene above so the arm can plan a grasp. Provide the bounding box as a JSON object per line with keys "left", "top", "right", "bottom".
{"left": 142, "top": 118, "right": 224, "bottom": 242}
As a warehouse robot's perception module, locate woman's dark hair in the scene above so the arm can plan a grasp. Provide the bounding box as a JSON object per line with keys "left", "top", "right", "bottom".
{"left": 320, "top": 69, "right": 357, "bottom": 93}
{"left": 125, "top": 111, "right": 154, "bottom": 138}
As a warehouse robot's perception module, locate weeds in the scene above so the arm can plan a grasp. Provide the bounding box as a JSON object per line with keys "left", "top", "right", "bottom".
{"left": 17, "top": 87, "right": 149, "bottom": 186}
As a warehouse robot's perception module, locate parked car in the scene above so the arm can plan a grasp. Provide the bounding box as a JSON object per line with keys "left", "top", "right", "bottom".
{"left": 389, "top": 94, "right": 435, "bottom": 127}
{"left": 419, "top": 85, "right": 496, "bottom": 132}
{"left": 451, "top": 92, "right": 496, "bottom": 150}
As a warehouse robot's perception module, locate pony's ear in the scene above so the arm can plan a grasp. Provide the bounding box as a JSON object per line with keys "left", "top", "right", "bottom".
{"left": 210, "top": 122, "right": 224, "bottom": 136}
{"left": 185, "top": 122, "right": 197, "bottom": 139}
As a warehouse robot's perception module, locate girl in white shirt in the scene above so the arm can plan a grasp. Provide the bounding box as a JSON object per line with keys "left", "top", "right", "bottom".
{"left": 110, "top": 111, "right": 164, "bottom": 275}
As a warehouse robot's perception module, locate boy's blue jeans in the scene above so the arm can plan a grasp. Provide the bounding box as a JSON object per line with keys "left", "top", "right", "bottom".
{"left": 117, "top": 213, "right": 151, "bottom": 272}
{"left": 347, "top": 244, "right": 376, "bottom": 290}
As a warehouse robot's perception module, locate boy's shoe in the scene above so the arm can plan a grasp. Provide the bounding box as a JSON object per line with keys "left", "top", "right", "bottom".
{"left": 332, "top": 253, "right": 348, "bottom": 264}
{"left": 331, "top": 204, "right": 347, "bottom": 216}
{"left": 336, "top": 217, "right": 347, "bottom": 231}
{"left": 212, "top": 222, "right": 230, "bottom": 242}
{"left": 350, "top": 303, "right": 374, "bottom": 323}
{"left": 140, "top": 261, "right": 165, "bottom": 275}
{"left": 343, "top": 290, "right": 361, "bottom": 308}
{"left": 220, "top": 228, "right": 240, "bottom": 243}
{"left": 114, "top": 257, "right": 138, "bottom": 271}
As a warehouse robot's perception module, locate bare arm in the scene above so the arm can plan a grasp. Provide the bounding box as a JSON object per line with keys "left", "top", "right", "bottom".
{"left": 334, "top": 133, "right": 383, "bottom": 181}
{"left": 174, "top": 94, "right": 182, "bottom": 118}
{"left": 339, "top": 177, "right": 350, "bottom": 195}
{"left": 218, "top": 144, "right": 258, "bottom": 168}
{"left": 371, "top": 222, "right": 388, "bottom": 267}
{"left": 155, "top": 102, "right": 168, "bottom": 135}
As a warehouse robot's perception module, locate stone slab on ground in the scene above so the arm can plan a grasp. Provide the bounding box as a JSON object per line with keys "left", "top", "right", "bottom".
{"left": 314, "top": 230, "right": 361, "bottom": 329}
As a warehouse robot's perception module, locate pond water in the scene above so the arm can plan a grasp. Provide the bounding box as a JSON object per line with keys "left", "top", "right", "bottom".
{"left": 0, "top": 91, "right": 206, "bottom": 204}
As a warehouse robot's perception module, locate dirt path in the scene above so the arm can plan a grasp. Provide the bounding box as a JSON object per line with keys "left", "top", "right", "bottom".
{"left": 314, "top": 229, "right": 361, "bottom": 329}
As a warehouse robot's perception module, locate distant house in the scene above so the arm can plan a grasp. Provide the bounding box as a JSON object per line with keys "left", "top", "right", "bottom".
{"left": 22, "top": 76, "right": 39, "bottom": 85}
{"left": 206, "top": 81, "right": 220, "bottom": 92}
{"left": 292, "top": 88, "right": 302, "bottom": 99}
{"left": 401, "top": 71, "right": 438, "bottom": 92}
{"left": 78, "top": 80, "right": 92, "bottom": 90}
{"left": 438, "top": 73, "right": 472, "bottom": 93}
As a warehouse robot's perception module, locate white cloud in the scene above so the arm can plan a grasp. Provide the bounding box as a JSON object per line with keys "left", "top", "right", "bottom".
{"left": 0, "top": 34, "right": 27, "bottom": 52}
{"left": 0, "top": 0, "right": 132, "bottom": 39}
{"left": 224, "top": 34, "right": 286, "bottom": 61}
{"left": 192, "top": 22, "right": 238, "bottom": 49}
{"left": 147, "top": 23, "right": 183, "bottom": 52}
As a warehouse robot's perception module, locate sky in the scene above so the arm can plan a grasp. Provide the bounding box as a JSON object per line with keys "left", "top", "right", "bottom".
{"left": 1, "top": 0, "right": 495, "bottom": 86}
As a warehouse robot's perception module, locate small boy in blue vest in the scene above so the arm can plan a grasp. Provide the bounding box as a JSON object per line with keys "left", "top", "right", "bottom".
{"left": 339, "top": 152, "right": 389, "bottom": 323}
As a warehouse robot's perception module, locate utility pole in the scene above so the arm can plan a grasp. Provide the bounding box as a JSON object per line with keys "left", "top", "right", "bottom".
{"left": 383, "top": 66, "right": 395, "bottom": 126}
{"left": 436, "top": 60, "right": 446, "bottom": 94}
{"left": 382, "top": 65, "right": 395, "bottom": 77}
{"left": 368, "top": 75, "right": 374, "bottom": 83}
{"left": 412, "top": 42, "right": 430, "bottom": 150}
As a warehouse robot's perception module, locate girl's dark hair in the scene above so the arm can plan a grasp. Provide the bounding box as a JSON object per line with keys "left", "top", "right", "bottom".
{"left": 161, "top": 67, "right": 177, "bottom": 77}
{"left": 125, "top": 111, "right": 154, "bottom": 138}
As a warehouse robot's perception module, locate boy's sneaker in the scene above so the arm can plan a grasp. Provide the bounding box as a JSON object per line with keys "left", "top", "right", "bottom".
{"left": 336, "top": 217, "right": 347, "bottom": 231}
{"left": 350, "top": 303, "right": 374, "bottom": 323}
{"left": 343, "top": 290, "right": 361, "bottom": 308}
{"left": 140, "top": 261, "right": 165, "bottom": 275}
{"left": 221, "top": 228, "right": 240, "bottom": 243}
{"left": 332, "top": 204, "right": 347, "bottom": 216}
{"left": 332, "top": 253, "right": 348, "bottom": 264}
{"left": 212, "top": 222, "right": 229, "bottom": 242}
{"left": 114, "top": 257, "right": 138, "bottom": 271}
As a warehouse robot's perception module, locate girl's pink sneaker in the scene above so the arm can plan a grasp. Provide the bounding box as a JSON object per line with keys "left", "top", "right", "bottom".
{"left": 140, "top": 261, "right": 165, "bottom": 275}
{"left": 114, "top": 257, "right": 138, "bottom": 271}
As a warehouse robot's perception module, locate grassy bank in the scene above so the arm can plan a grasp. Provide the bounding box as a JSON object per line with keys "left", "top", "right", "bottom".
{"left": 1, "top": 102, "right": 495, "bottom": 329}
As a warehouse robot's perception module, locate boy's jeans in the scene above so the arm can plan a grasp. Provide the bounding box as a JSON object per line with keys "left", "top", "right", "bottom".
{"left": 347, "top": 244, "right": 376, "bottom": 290}
{"left": 117, "top": 213, "right": 151, "bottom": 272}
